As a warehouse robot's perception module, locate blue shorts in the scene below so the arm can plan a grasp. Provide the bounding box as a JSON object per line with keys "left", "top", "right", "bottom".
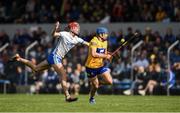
{"left": 47, "top": 53, "right": 62, "bottom": 65}
{"left": 86, "top": 66, "right": 109, "bottom": 78}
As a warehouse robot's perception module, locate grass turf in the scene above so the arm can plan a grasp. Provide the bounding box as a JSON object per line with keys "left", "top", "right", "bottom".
{"left": 0, "top": 94, "right": 179, "bottom": 112}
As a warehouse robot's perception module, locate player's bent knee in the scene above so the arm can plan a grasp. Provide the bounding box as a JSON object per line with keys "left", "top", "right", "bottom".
{"left": 108, "top": 79, "right": 113, "bottom": 85}
{"left": 93, "top": 84, "right": 99, "bottom": 89}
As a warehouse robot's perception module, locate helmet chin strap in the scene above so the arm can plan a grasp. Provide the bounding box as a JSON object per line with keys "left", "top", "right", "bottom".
{"left": 70, "top": 30, "right": 79, "bottom": 36}
{"left": 99, "top": 36, "right": 107, "bottom": 41}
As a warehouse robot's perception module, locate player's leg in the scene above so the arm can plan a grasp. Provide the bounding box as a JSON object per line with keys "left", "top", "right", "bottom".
{"left": 34, "top": 60, "right": 50, "bottom": 72}
{"left": 52, "top": 63, "right": 78, "bottom": 102}
{"left": 89, "top": 76, "right": 99, "bottom": 104}
{"left": 46, "top": 53, "right": 77, "bottom": 102}
{"left": 98, "top": 68, "right": 113, "bottom": 85}
{"left": 86, "top": 67, "right": 100, "bottom": 104}
{"left": 10, "top": 54, "right": 49, "bottom": 72}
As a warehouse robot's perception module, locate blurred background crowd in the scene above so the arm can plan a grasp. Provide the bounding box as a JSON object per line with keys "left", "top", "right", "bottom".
{"left": 0, "top": 0, "right": 180, "bottom": 23}
{"left": 0, "top": 0, "right": 180, "bottom": 96}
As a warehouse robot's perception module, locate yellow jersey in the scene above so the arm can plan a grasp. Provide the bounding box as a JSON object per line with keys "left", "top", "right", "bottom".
{"left": 85, "top": 36, "right": 107, "bottom": 68}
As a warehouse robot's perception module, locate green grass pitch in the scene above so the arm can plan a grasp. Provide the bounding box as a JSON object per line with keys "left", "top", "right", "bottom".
{"left": 0, "top": 94, "right": 179, "bottom": 112}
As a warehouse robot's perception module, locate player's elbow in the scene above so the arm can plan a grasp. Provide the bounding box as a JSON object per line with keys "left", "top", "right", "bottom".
{"left": 52, "top": 33, "right": 57, "bottom": 38}
{"left": 91, "top": 52, "right": 98, "bottom": 58}
{"left": 85, "top": 42, "right": 89, "bottom": 46}
{"left": 51, "top": 32, "right": 56, "bottom": 37}
{"left": 52, "top": 32, "right": 60, "bottom": 38}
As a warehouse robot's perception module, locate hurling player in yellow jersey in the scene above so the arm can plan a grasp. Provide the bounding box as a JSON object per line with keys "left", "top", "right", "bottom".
{"left": 85, "top": 27, "right": 113, "bottom": 104}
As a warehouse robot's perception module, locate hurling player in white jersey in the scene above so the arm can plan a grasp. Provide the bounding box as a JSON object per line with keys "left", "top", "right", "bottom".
{"left": 10, "top": 21, "right": 89, "bottom": 102}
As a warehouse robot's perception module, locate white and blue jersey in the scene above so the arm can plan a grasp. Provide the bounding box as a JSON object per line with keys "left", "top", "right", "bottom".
{"left": 47, "top": 31, "right": 85, "bottom": 65}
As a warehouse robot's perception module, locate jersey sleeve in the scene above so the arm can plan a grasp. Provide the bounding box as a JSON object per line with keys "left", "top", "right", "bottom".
{"left": 53, "top": 31, "right": 62, "bottom": 38}
{"left": 58, "top": 31, "right": 68, "bottom": 38}
{"left": 77, "top": 37, "right": 86, "bottom": 44}
{"left": 90, "top": 37, "right": 98, "bottom": 48}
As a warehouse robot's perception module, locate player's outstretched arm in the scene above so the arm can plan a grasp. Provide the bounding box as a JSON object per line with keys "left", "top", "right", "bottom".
{"left": 84, "top": 41, "right": 89, "bottom": 46}
{"left": 77, "top": 37, "right": 89, "bottom": 46}
{"left": 51, "top": 21, "right": 61, "bottom": 38}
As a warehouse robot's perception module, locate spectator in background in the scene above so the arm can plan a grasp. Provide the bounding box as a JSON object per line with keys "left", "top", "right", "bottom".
{"left": 62, "top": 58, "right": 68, "bottom": 69}
{"left": 173, "top": 0, "right": 180, "bottom": 22}
{"left": 158, "top": 64, "right": 176, "bottom": 92}
{"left": 26, "top": 0, "right": 36, "bottom": 13}
{"left": 0, "top": 1, "right": 6, "bottom": 23}
{"left": 133, "top": 51, "right": 149, "bottom": 70}
{"left": 143, "top": 27, "right": 156, "bottom": 43}
{"left": 35, "top": 45, "right": 46, "bottom": 62}
{"left": 79, "top": 66, "right": 89, "bottom": 93}
{"left": 141, "top": 4, "right": 153, "bottom": 22}
{"left": 148, "top": 54, "right": 158, "bottom": 69}
{"left": 111, "top": 1, "right": 124, "bottom": 22}
{"left": 125, "top": 27, "right": 134, "bottom": 41}
{"left": 116, "top": 29, "right": 124, "bottom": 45}
{"left": 123, "top": 66, "right": 147, "bottom": 95}
{"left": 162, "top": 13, "right": 171, "bottom": 23}
{"left": 171, "top": 49, "right": 180, "bottom": 64}
{"left": 29, "top": 69, "right": 47, "bottom": 94}
{"left": 66, "top": 65, "right": 73, "bottom": 92}
{"left": 173, "top": 62, "right": 180, "bottom": 86}
{"left": 16, "top": 66, "right": 25, "bottom": 85}
{"left": 0, "top": 30, "right": 10, "bottom": 46}
{"left": 164, "top": 27, "right": 176, "bottom": 44}
{"left": 69, "top": 5, "right": 80, "bottom": 21}
{"left": 155, "top": 6, "right": 166, "bottom": 22}
{"left": 108, "top": 31, "right": 118, "bottom": 51}
{"left": 12, "top": 29, "right": 22, "bottom": 45}
{"left": 0, "top": 58, "right": 5, "bottom": 79}
{"left": 175, "top": 7, "right": 180, "bottom": 21}
{"left": 38, "top": 4, "right": 50, "bottom": 23}
{"left": 70, "top": 69, "right": 80, "bottom": 96}
{"left": 31, "top": 27, "right": 43, "bottom": 43}
{"left": 13, "top": 29, "right": 32, "bottom": 47}
{"left": 153, "top": 31, "right": 163, "bottom": 50}
{"left": 10, "top": 1, "right": 19, "bottom": 23}
{"left": 44, "top": 68, "right": 59, "bottom": 93}
{"left": 139, "top": 64, "right": 162, "bottom": 95}
{"left": 177, "top": 29, "right": 180, "bottom": 41}
{"left": 40, "top": 31, "right": 51, "bottom": 47}
{"left": 158, "top": 53, "right": 168, "bottom": 69}
{"left": 111, "top": 58, "right": 125, "bottom": 80}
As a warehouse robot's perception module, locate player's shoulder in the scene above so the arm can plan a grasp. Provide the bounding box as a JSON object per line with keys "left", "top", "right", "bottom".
{"left": 91, "top": 36, "right": 98, "bottom": 42}
{"left": 59, "top": 31, "right": 72, "bottom": 38}
{"left": 89, "top": 36, "right": 99, "bottom": 46}
{"left": 60, "top": 31, "right": 69, "bottom": 35}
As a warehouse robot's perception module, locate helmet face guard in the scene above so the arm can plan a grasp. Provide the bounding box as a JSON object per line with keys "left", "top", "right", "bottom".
{"left": 68, "top": 22, "right": 80, "bottom": 35}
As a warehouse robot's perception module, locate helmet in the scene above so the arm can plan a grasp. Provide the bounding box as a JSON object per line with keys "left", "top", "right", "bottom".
{"left": 96, "top": 27, "right": 108, "bottom": 34}
{"left": 68, "top": 22, "right": 80, "bottom": 35}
